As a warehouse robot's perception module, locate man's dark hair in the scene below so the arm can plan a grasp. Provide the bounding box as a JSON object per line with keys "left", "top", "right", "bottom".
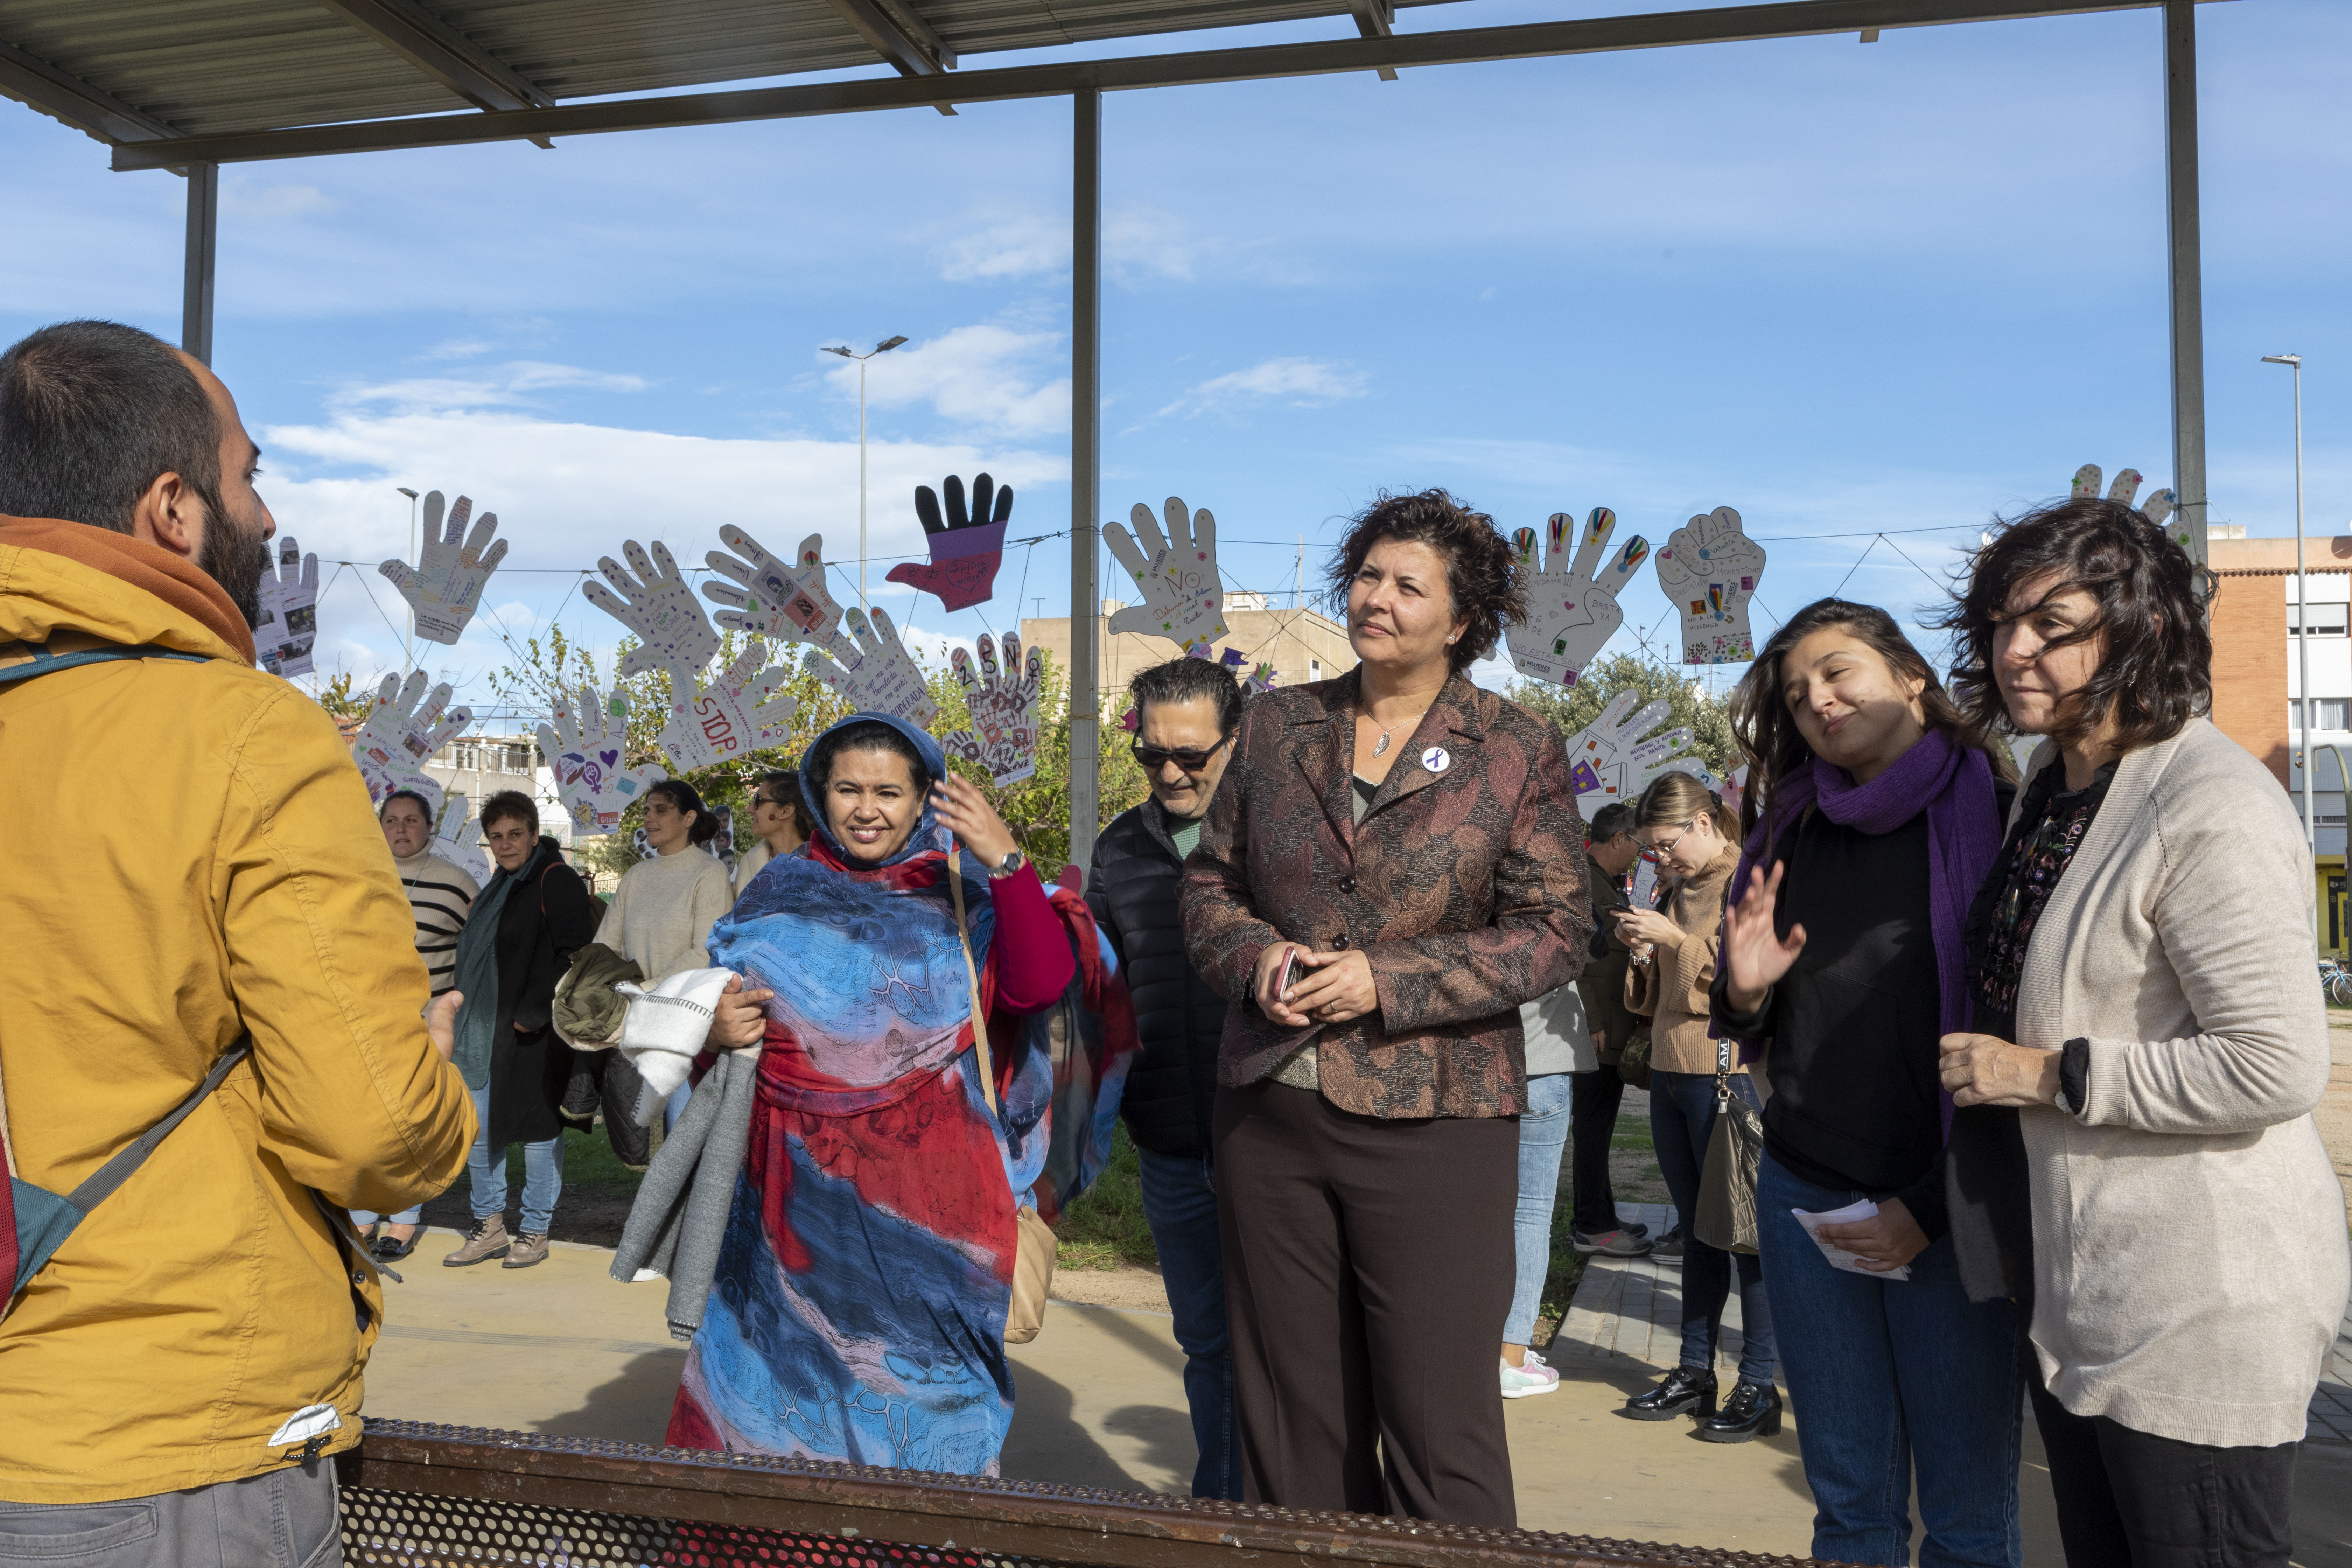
{"left": 379, "top": 789, "right": 434, "bottom": 823}
{"left": 1324, "top": 488, "right": 1526, "bottom": 673}
{"left": 647, "top": 777, "right": 722, "bottom": 847}
{"left": 1129, "top": 656, "right": 1243, "bottom": 737}
{"left": 479, "top": 790, "right": 540, "bottom": 836}
{"left": 809, "top": 721, "right": 934, "bottom": 796}
{"left": 0, "top": 320, "right": 222, "bottom": 534}
{"left": 1588, "top": 802, "right": 1636, "bottom": 842}
{"left": 1937, "top": 497, "right": 2211, "bottom": 754}
{"left": 757, "top": 769, "right": 815, "bottom": 839}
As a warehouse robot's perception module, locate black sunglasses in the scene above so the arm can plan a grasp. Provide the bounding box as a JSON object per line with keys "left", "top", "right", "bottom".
{"left": 1131, "top": 735, "right": 1232, "bottom": 773}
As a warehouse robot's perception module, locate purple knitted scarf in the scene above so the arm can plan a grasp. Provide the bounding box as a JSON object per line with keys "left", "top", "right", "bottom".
{"left": 1719, "top": 727, "right": 2001, "bottom": 1139}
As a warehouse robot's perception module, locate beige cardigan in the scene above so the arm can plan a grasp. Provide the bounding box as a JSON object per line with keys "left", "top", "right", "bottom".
{"left": 1625, "top": 845, "right": 1737, "bottom": 1076}
{"left": 2014, "top": 718, "right": 2349, "bottom": 1449}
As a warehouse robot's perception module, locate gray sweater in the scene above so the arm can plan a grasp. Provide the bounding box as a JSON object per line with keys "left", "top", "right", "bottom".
{"left": 2014, "top": 719, "right": 2349, "bottom": 1448}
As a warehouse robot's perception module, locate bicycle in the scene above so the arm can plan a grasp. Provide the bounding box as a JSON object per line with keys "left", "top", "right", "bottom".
{"left": 2319, "top": 958, "right": 2352, "bottom": 1008}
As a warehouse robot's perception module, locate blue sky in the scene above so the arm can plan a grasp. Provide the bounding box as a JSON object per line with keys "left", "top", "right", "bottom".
{"left": 4, "top": 0, "right": 2345, "bottom": 727}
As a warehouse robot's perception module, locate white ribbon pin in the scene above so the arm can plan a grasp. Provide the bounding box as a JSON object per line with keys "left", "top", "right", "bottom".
{"left": 1422, "top": 746, "right": 1451, "bottom": 775}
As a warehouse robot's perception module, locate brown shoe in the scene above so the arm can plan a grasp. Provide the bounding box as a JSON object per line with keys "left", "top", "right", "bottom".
{"left": 502, "top": 1232, "right": 551, "bottom": 1269}
{"left": 444, "top": 1216, "right": 510, "bottom": 1266}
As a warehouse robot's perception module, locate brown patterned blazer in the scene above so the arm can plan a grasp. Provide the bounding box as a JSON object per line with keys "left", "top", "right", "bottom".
{"left": 1180, "top": 668, "right": 1594, "bottom": 1119}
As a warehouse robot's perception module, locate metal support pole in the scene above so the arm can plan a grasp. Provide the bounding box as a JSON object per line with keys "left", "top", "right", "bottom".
{"left": 1067, "top": 88, "right": 1103, "bottom": 885}
{"left": 2162, "top": 2, "right": 2206, "bottom": 572}
{"left": 181, "top": 162, "right": 219, "bottom": 365}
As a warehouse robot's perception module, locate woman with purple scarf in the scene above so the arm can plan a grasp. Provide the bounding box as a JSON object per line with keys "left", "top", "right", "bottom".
{"left": 1711, "top": 599, "right": 2019, "bottom": 1568}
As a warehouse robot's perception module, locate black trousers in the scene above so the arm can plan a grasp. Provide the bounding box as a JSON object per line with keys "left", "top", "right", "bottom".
{"left": 1567, "top": 1065, "right": 1627, "bottom": 1235}
{"left": 1213, "top": 1079, "right": 1518, "bottom": 1528}
{"left": 2024, "top": 1335, "right": 2298, "bottom": 1567}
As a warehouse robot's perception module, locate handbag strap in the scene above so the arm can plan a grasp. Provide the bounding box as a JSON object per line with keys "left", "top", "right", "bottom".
{"left": 1714, "top": 1028, "right": 1734, "bottom": 1107}
{"left": 945, "top": 848, "right": 999, "bottom": 1115}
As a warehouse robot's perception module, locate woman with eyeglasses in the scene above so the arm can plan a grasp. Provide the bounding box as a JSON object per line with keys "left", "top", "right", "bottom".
{"left": 735, "top": 769, "right": 814, "bottom": 897}
{"left": 1614, "top": 768, "right": 1780, "bottom": 1440}
{"left": 1181, "top": 489, "right": 1590, "bottom": 1527}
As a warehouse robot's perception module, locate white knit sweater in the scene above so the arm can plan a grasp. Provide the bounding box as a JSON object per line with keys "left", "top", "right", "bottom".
{"left": 2014, "top": 719, "right": 2350, "bottom": 1448}
{"left": 595, "top": 847, "right": 737, "bottom": 985}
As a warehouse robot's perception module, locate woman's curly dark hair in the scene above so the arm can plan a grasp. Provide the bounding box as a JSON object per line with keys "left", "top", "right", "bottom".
{"left": 1324, "top": 488, "right": 1525, "bottom": 674}
{"left": 1934, "top": 496, "right": 2210, "bottom": 754}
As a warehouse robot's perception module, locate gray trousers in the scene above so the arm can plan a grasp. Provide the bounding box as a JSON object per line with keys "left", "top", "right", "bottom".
{"left": 0, "top": 1458, "right": 340, "bottom": 1567}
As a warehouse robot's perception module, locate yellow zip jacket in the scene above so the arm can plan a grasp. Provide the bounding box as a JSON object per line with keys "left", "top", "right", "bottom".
{"left": 0, "top": 517, "right": 476, "bottom": 1503}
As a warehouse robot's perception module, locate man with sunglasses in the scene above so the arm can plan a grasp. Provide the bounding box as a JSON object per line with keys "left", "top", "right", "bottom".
{"left": 1084, "top": 655, "right": 1245, "bottom": 1499}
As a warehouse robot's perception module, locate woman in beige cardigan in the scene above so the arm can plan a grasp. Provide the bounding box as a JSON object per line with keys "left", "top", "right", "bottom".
{"left": 1939, "top": 496, "right": 2348, "bottom": 1567}
{"left": 1616, "top": 770, "right": 1779, "bottom": 1439}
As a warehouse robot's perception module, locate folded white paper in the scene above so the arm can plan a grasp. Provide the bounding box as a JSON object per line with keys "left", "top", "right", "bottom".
{"left": 611, "top": 967, "right": 736, "bottom": 1124}
{"left": 1791, "top": 1199, "right": 1912, "bottom": 1281}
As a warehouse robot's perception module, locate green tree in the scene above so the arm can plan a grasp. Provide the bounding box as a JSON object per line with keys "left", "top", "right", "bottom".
{"left": 929, "top": 649, "right": 1148, "bottom": 877}
{"left": 1507, "top": 652, "right": 1742, "bottom": 778}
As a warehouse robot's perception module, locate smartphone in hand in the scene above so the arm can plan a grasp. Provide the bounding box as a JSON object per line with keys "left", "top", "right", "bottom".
{"left": 1275, "top": 945, "right": 1302, "bottom": 1001}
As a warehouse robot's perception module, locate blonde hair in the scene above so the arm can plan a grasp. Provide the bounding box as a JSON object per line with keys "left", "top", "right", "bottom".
{"left": 1633, "top": 769, "right": 1738, "bottom": 845}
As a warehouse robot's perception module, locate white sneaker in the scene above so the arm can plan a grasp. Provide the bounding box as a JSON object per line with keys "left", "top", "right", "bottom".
{"left": 1500, "top": 1350, "right": 1560, "bottom": 1399}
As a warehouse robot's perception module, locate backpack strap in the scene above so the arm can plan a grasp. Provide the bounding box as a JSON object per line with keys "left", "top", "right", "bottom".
{"left": 64, "top": 1041, "right": 252, "bottom": 1214}
{"left": 0, "top": 639, "right": 209, "bottom": 686}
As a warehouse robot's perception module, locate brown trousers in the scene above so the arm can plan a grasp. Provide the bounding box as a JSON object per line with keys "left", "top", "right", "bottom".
{"left": 1213, "top": 1079, "right": 1519, "bottom": 1528}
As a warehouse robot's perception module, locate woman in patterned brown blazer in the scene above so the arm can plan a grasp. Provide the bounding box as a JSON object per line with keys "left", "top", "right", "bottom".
{"left": 1180, "top": 489, "right": 1593, "bottom": 1529}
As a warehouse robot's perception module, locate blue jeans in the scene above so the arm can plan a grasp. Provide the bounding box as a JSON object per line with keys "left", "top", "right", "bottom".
{"left": 1648, "top": 1068, "right": 1776, "bottom": 1385}
{"left": 1505, "top": 1073, "right": 1573, "bottom": 1345}
{"left": 1758, "top": 1150, "right": 2021, "bottom": 1567}
{"left": 349, "top": 1205, "right": 421, "bottom": 1227}
{"left": 1136, "top": 1146, "right": 1241, "bottom": 1499}
{"left": 467, "top": 1085, "right": 565, "bottom": 1236}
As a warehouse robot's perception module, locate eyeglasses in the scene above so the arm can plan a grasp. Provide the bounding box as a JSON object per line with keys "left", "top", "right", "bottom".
{"left": 1132, "top": 735, "right": 1232, "bottom": 774}
{"left": 752, "top": 794, "right": 784, "bottom": 811}
{"left": 1644, "top": 817, "right": 1701, "bottom": 859}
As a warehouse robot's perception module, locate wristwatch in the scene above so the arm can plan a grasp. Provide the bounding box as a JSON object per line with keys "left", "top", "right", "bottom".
{"left": 985, "top": 848, "right": 1028, "bottom": 880}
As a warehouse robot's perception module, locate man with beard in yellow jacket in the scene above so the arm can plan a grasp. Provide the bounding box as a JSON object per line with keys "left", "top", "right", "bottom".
{"left": 0, "top": 320, "right": 476, "bottom": 1565}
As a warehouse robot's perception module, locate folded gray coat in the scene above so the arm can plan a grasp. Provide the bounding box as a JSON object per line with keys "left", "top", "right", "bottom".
{"left": 609, "top": 1046, "right": 758, "bottom": 1342}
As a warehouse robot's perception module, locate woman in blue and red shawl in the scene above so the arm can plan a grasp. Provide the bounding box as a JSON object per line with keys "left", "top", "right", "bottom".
{"left": 667, "top": 713, "right": 1074, "bottom": 1474}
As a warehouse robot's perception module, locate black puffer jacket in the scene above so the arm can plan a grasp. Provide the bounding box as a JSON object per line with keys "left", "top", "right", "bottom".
{"left": 1087, "top": 800, "right": 1225, "bottom": 1157}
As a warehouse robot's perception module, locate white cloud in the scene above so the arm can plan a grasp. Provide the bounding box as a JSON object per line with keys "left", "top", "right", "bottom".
{"left": 316, "top": 360, "right": 652, "bottom": 417}
{"left": 937, "top": 216, "right": 1068, "bottom": 282}
{"left": 825, "top": 325, "right": 1069, "bottom": 437}
{"left": 419, "top": 337, "right": 495, "bottom": 362}
{"left": 1157, "top": 357, "right": 1368, "bottom": 418}
{"left": 219, "top": 179, "right": 334, "bottom": 219}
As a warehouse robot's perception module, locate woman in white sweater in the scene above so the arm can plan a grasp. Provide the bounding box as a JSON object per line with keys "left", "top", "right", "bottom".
{"left": 1937, "top": 496, "right": 2348, "bottom": 1567}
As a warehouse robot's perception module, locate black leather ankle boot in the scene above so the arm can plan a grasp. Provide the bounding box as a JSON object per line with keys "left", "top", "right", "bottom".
{"left": 1622, "top": 1365, "right": 1716, "bottom": 1420}
{"left": 1695, "top": 1378, "right": 1782, "bottom": 1442}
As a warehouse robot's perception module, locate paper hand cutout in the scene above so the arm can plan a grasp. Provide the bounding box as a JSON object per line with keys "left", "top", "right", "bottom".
{"left": 655, "top": 643, "right": 802, "bottom": 772}
{"left": 702, "top": 528, "right": 845, "bottom": 645}
{"left": 888, "top": 473, "right": 1013, "bottom": 612}
{"left": 941, "top": 630, "right": 1042, "bottom": 787}
{"left": 1656, "top": 506, "right": 1767, "bottom": 665}
{"left": 537, "top": 684, "right": 666, "bottom": 837}
{"left": 804, "top": 607, "right": 938, "bottom": 728}
{"left": 1562, "top": 692, "right": 1700, "bottom": 813}
{"left": 431, "top": 792, "right": 495, "bottom": 885}
{"left": 352, "top": 670, "right": 472, "bottom": 808}
{"left": 2072, "top": 463, "right": 2184, "bottom": 553}
{"left": 585, "top": 540, "right": 720, "bottom": 677}
{"left": 380, "top": 491, "right": 507, "bottom": 646}
{"left": 255, "top": 535, "right": 320, "bottom": 678}
{"left": 1105, "top": 497, "right": 1225, "bottom": 648}
{"left": 1507, "top": 508, "right": 1650, "bottom": 687}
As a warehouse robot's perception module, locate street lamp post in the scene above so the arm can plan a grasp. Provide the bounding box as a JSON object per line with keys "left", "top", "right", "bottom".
{"left": 396, "top": 485, "right": 420, "bottom": 671}
{"left": 822, "top": 335, "right": 909, "bottom": 616}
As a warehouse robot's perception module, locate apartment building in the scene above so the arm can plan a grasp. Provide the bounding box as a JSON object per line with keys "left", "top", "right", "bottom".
{"left": 1019, "top": 592, "right": 1359, "bottom": 713}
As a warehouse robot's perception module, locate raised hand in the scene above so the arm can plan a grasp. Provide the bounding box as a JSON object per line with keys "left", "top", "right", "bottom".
{"left": 1506, "top": 507, "right": 1650, "bottom": 687}
{"left": 585, "top": 539, "right": 720, "bottom": 677}
{"left": 655, "top": 642, "right": 801, "bottom": 772}
{"left": 941, "top": 631, "right": 1043, "bottom": 786}
{"left": 806, "top": 607, "right": 938, "bottom": 728}
{"left": 887, "top": 473, "right": 1012, "bottom": 612}
{"left": 702, "top": 528, "right": 844, "bottom": 645}
{"left": 1105, "top": 496, "right": 1225, "bottom": 650}
{"left": 1562, "top": 691, "right": 1700, "bottom": 812}
{"left": 255, "top": 534, "right": 319, "bottom": 678}
{"left": 537, "top": 683, "right": 666, "bottom": 837}
{"left": 1722, "top": 861, "right": 1805, "bottom": 1010}
{"left": 431, "top": 792, "right": 495, "bottom": 884}
{"left": 2073, "top": 462, "right": 2185, "bottom": 554}
{"left": 1655, "top": 505, "right": 1768, "bottom": 665}
{"left": 380, "top": 491, "right": 507, "bottom": 646}
{"left": 352, "top": 670, "right": 472, "bottom": 808}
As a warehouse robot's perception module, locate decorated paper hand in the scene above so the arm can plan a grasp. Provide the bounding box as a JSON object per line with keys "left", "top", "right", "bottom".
{"left": 655, "top": 642, "right": 802, "bottom": 772}
{"left": 702, "top": 528, "right": 844, "bottom": 645}
{"left": 1656, "top": 506, "right": 1768, "bottom": 665}
{"left": 431, "top": 792, "right": 495, "bottom": 884}
{"left": 351, "top": 670, "right": 472, "bottom": 808}
{"left": 2072, "top": 463, "right": 2184, "bottom": 553}
{"left": 380, "top": 491, "right": 507, "bottom": 646}
{"left": 804, "top": 607, "right": 938, "bottom": 728}
{"left": 1562, "top": 691, "right": 1701, "bottom": 813}
{"left": 1105, "top": 496, "right": 1225, "bottom": 649}
{"left": 887, "top": 473, "right": 1013, "bottom": 612}
{"left": 254, "top": 535, "right": 319, "bottom": 678}
{"left": 1506, "top": 508, "right": 1650, "bottom": 687}
{"left": 941, "top": 631, "right": 1042, "bottom": 787}
{"left": 585, "top": 540, "right": 721, "bottom": 677}
{"left": 537, "top": 684, "right": 666, "bottom": 837}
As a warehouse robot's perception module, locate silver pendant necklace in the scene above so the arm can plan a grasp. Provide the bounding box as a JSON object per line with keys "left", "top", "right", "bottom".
{"left": 1374, "top": 727, "right": 1394, "bottom": 757}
